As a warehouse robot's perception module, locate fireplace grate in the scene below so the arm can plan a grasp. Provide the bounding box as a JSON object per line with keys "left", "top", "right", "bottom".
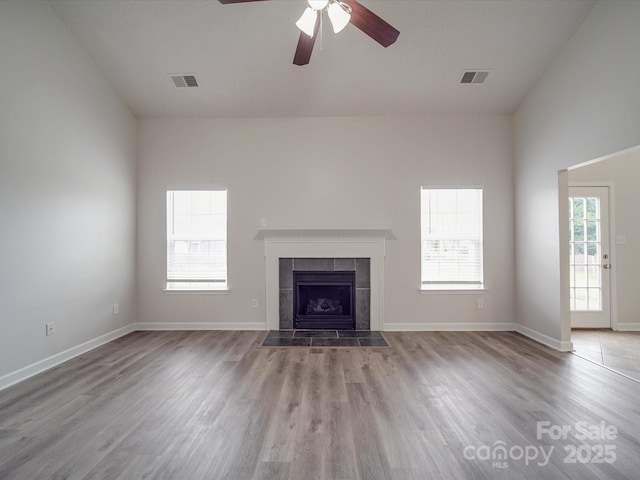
{"left": 293, "top": 270, "right": 356, "bottom": 330}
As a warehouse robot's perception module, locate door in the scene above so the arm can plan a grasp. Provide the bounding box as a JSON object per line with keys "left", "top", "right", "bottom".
{"left": 569, "top": 186, "right": 611, "bottom": 328}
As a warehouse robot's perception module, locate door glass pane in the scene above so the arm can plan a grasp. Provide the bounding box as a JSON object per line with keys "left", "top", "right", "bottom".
{"left": 586, "top": 197, "right": 598, "bottom": 220}
{"left": 574, "top": 288, "right": 588, "bottom": 310}
{"left": 574, "top": 266, "right": 587, "bottom": 287}
{"left": 574, "top": 221, "right": 585, "bottom": 241}
{"left": 573, "top": 198, "right": 585, "bottom": 218}
{"left": 588, "top": 288, "right": 601, "bottom": 310}
{"left": 587, "top": 266, "right": 600, "bottom": 287}
{"left": 586, "top": 220, "right": 598, "bottom": 241}
{"left": 569, "top": 195, "right": 602, "bottom": 312}
{"left": 586, "top": 243, "right": 600, "bottom": 264}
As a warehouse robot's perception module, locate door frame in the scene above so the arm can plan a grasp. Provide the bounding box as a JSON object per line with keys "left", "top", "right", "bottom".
{"left": 568, "top": 181, "right": 618, "bottom": 331}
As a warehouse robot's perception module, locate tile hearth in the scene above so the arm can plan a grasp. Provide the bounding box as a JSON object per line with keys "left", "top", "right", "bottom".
{"left": 261, "top": 330, "right": 388, "bottom": 347}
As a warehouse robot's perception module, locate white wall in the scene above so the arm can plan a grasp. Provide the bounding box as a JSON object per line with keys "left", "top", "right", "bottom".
{"left": 0, "top": 1, "right": 137, "bottom": 381}
{"left": 513, "top": 0, "right": 640, "bottom": 348}
{"left": 569, "top": 149, "right": 640, "bottom": 329}
{"left": 137, "top": 115, "right": 514, "bottom": 330}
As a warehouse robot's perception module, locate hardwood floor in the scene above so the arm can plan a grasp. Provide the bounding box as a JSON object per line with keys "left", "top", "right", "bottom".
{"left": 1, "top": 331, "right": 640, "bottom": 479}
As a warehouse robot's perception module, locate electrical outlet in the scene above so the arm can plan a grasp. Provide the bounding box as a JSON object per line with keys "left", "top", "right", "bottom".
{"left": 112, "top": 304, "right": 119, "bottom": 315}
{"left": 477, "top": 298, "right": 484, "bottom": 309}
{"left": 46, "top": 322, "right": 55, "bottom": 336}
{"left": 251, "top": 299, "right": 259, "bottom": 308}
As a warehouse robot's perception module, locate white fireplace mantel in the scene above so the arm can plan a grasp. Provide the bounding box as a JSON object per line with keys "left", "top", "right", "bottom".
{"left": 254, "top": 228, "right": 396, "bottom": 241}
{"left": 256, "top": 228, "right": 394, "bottom": 331}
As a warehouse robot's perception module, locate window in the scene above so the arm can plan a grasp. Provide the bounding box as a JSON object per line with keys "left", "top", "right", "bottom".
{"left": 420, "top": 188, "right": 483, "bottom": 289}
{"left": 166, "top": 190, "right": 227, "bottom": 290}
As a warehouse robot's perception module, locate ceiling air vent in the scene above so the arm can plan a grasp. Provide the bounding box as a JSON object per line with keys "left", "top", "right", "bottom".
{"left": 170, "top": 74, "right": 199, "bottom": 88}
{"left": 460, "top": 70, "right": 490, "bottom": 84}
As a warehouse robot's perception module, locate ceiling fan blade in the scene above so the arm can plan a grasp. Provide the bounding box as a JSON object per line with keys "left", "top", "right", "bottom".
{"left": 347, "top": 0, "right": 399, "bottom": 48}
{"left": 218, "top": 0, "right": 271, "bottom": 4}
{"left": 293, "top": 10, "right": 320, "bottom": 66}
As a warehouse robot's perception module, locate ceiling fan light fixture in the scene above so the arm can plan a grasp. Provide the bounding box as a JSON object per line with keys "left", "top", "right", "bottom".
{"left": 327, "top": 2, "right": 351, "bottom": 33}
{"left": 308, "top": 0, "right": 328, "bottom": 10}
{"left": 296, "top": 7, "right": 317, "bottom": 37}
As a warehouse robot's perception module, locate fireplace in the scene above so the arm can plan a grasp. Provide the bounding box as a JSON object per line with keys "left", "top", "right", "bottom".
{"left": 293, "top": 270, "right": 355, "bottom": 329}
{"left": 256, "top": 228, "right": 394, "bottom": 331}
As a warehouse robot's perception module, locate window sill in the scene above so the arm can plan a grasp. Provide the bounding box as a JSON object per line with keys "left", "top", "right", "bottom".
{"left": 420, "top": 285, "right": 486, "bottom": 294}
{"left": 163, "top": 288, "right": 230, "bottom": 294}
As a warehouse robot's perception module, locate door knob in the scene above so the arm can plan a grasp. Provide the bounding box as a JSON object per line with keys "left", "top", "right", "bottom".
{"left": 603, "top": 264, "right": 612, "bottom": 269}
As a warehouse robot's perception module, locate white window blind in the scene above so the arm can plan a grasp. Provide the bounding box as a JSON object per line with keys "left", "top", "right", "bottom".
{"left": 166, "top": 190, "right": 227, "bottom": 290}
{"left": 421, "top": 188, "right": 483, "bottom": 287}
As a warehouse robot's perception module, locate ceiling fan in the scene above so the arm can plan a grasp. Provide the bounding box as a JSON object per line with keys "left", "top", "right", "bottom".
{"left": 218, "top": 0, "right": 400, "bottom": 65}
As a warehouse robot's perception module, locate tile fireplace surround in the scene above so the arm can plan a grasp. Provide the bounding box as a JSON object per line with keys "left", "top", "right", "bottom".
{"left": 279, "top": 257, "right": 370, "bottom": 330}
{"left": 255, "top": 229, "right": 394, "bottom": 331}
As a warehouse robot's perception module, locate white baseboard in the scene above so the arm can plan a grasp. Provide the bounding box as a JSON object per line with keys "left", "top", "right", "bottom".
{"left": 0, "top": 322, "right": 265, "bottom": 392}
{"left": 134, "top": 322, "right": 266, "bottom": 331}
{"left": 614, "top": 323, "right": 640, "bottom": 332}
{"left": 0, "top": 324, "right": 135, "bottom": 392}
{"left": 382, "top": 322, "right": 573, "bottom": 352}
{"left": 383, "top": 322, "right": 518, "bottom": 332}
{"left": 515, "top": 324, "right": 573, "bottom": 352}
{"left": 1, "top": 320, "right": 576, "bottom": 392}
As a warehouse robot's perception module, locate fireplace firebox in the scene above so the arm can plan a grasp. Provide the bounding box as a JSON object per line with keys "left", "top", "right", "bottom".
{"left": 293, "top": 271, "right": 355, "bottom": 329}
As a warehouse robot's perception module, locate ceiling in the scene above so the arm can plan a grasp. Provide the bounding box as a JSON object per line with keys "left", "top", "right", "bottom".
{"left": 50, "top": 0, "right": 595, "bottom": 119}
